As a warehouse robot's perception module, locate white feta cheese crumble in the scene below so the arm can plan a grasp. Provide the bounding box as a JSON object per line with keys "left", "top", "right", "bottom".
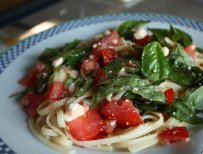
{"left": 92, "top": 44, "right": 97, "bottom": 48}
{"left": 162, "top": 47, "right": 170, "bottom": 56}
{"left": 112, "top": 39, "right": 118, "bottom": 44}
{"left": 191, "top": 45, "right": 196, "bottom": 50}
{"left": 65, "top": 104, "right": 85, "bottom": 122}
{"left": 133, "top": 28, "right": 147, "bottom": 40}
{"left": 52, "top": 57, "right": 63, "bottom": 68}
{"left": 164, "top": 37, "right": 174, "bottom": 47}
{"left": 109, "top": 120, "right": 116, "bottom": 127}
{"left": 105, "top": 30, "right": 111, "bottom": 35}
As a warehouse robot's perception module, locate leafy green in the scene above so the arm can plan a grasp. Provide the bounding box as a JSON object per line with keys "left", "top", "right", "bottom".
{"left": 168, "top": 44, "right": 203, "bottom": 85}
{"left": 196, "top": 47, "right": 203, "bottom": 54}
{"left": 104, "top": 58, "right": 140, "bottom": 78}
{"left": 63, "top": 46, "right": 91, "bottom": 67}
{"left": 62, "top": 39, "right": 81, "bottom": 51}
{"left": 92, "top": 76, "right": 165, "bottom": 107}
{"left": 149, "top": 25, "right": 192, "bottom": 47}
{"left": 141, "top": 42, "right": 170, "bottom": 82}
{"left": 118, "top": 20, "right": 150, "bottom": 39}
{"left": 167, "top": 86, "right": 203, "bottom": 124}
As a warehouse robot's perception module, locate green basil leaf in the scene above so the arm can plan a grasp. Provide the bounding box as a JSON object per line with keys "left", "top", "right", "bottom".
{"left": 63, "top": 47, "right": 91, "bottom": 67}
{"left": 167, "top": 86, "right": 203, "bottom": 124}
{"left": 118, "top": 20, "right": 150, "bottom": 39}
{"left": 169, "top": 25, "right": 192, "bottom": 47}
{"left": 92, "top": 76, "right": 165, "bottom": 107}
{"left": 148, "top": 28, "right": 169, "bottom": 45}
{"left": 168, "top": 44, "right": 203, "bottom": 85}
{"left": 104, "top": 58, "right": 140, "bottom": 78}
{"left": 63, "top": 39, "right": 81, "bottom": 51}
{"left": 141, "top": 42, "right": 170, "bottom": 82}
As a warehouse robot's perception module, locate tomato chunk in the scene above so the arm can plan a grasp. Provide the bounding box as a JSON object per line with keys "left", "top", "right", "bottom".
{"left": 100, "top": 119, "right": 116, "bottom": 134}
{"left": 134, "top": 34, "right": 151, "bottom": 46}
{"left": 68, "top": 109, "right": 102, "bottom": 141}
{"left": 81, "top": 58, "right": 97, "bottom": 74}
{"left": 101, "top": 48, "right": 117, "bottom": 65}
{"left": 94, "top": 30, "right": 121, "bottom": 52}
{"left": 20, "top": 62, "right": 46, "bottom": 88}
{"left": 164, "top": 88, "right": 175, "bottom": 104}
{"left": 94, "top": 68, "right": 107, "bottom": 83}
{"left": 47, "top": 81, "right": 65, "bottom": 101}
{"left": 100, "top": 98, "right": 143, "bottom": 128}
{"left": 21, "top": 93, "right": 45, "bottom": 118}
{"left": 184, "top": 45, "right": 196, "bottom": 61}
{"left": 158, "top": 126, "right": 189, "bottom": 143}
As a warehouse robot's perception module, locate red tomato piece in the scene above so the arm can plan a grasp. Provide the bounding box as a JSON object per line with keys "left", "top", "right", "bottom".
{"left": 21, "top": 93, "right": 45, "bottom": 118}
{"left": 184, "top": 45, "right": 196, "bottom": 61}
{"left": 164, "top": 88, "right": 175, "bottom": 104}
{"left": 100, "top": 98, "right": 143, "bottom": 128}
{"left": 19, "top": 62, "right": 46, "bottom": 88}
{"left": 101, "top": 48, "right": 117, "bottom": 65}
{"left": 81, "top": 58, "right": 97, "bottom": 73}
{"left": 20, "top": 73, "right": 38, "bottom": 88}
{"left": 68, "top": 109, "right": 102, "bottom": 141}
{"left": 134, "top": 34, "right": 151, "bottom": 46}
{"left": 101, "top": 119, "right": 117, "bottom": 134}
{"left": 158, "top": 126, "right": 189, "bottom": 143}
{"left": 94, "top": 30, "right": 121, "bottom": 51}
{"left": 94, "top": 68, "right": 107, "bottom": 83}
{"left": 47, "top": 81, "right": 65, "bottom": 101}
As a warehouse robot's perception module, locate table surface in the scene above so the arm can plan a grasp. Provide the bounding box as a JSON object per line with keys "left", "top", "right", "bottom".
{"left": 0, "top": 0, "right": 203, "bottom": 52}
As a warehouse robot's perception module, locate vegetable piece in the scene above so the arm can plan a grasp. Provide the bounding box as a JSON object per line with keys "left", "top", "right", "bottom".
{"left": 167, "top": 86, "right": 203, "bottom": 124}
{"left": 94, "top": 68, "right": 107, "bottom": 83}
{"left": 141, "top": 42, "right": 170, "bottom": 82}
{"left": 149, "top": 25, "right": 192, "bottom": 47}
{"left": 184, "top": 45, "right": 196, "bottom": 61}
{"left": 118, "top": 20, "right": 150, "bottom": 39}
{"left": 100, "top": 98, "right": 143, "bottom": 127}
{"left": 63, "top": 39, "right": 81, "bottom": 51}
{"left": 81, "top": 58, "right": 97, "bottom": 73}
{"left": 68, "top": 109, "right": 102, "bottom": 141}
{"left": 164, "top": 88, "right": 175, "bottom": 104}
{"left": 21, "top": 93, "right": 45, "bottom": 118}
{"left": 47, "top": 81, "right": 65, "bottom": 101}
{"left": 100, "top": 119, "right": 116, "bottom": 134}
{"left": 101, "top": 48, "right": 117, "bottom": 65}
{"left": 20, "top": 62, "right": 46, "bottom": 88}
{"left": 134, "top": 34, "right": 151, "bottom": 46}
{"left": 63, "top": 47, "right": 91, "bottom": 67}
{"left": 93, "top": 30, "right": 121, "bottom": 53}
{"left": 158, "top": 126, "right": 189, "bottom": 143}
{"left": 168, "top": 44, "right": 203, "bottom": 86}
{"left": 92, "top": 76, "right": 166, "bottom": 107}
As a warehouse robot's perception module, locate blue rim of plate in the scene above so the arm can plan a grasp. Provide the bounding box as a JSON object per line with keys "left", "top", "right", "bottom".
{"left": 0, "top": 12, "right": 203, "bottom": 154}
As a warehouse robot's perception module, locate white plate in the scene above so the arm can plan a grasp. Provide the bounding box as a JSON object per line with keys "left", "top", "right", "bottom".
{"left": 0, "top": 13, "right": 203, "bottom": 154}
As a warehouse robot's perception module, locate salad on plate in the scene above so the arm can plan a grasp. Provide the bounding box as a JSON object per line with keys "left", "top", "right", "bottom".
{"left": 14, "top": 20, "right": 203, "bottom": 153}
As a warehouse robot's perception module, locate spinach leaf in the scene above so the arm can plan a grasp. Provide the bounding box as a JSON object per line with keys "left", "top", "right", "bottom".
{"left": 63, "top": 39, "right": 81, "bottom": 51}
{"left": 167, "top": 86, "right": 203, "bottom": 124}
{"left": 168, "top": 44, "right": 203, "bottom": 85}
{"left": 63, "top": 46, "right": 91, "bottom": 67}
{"left": 104, "top": 58, "right": 140, "bottom": 78}
{"left": 196, "top": 47, "right": 203, "bottom": 54}
{"left": 149, "top": 25, "right": 192, "bottom": 47}
{"left": 118, "top": 20, "right": 150, "bottom": 39}
{"left": 169, "top": 25, "right": 192, "bottom": 47}
{"left": 141, "top": 42, "right": 170, "bottom": 82}
{"left": 92, "top": 76, "right": 165, "bottom": 107}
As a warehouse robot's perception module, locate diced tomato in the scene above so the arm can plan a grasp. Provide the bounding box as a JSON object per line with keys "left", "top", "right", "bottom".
{"left": 94, "top": 30, "right": 121, "bottom": 52}
{"left": 126, "top": 60, "right": 137, "bottom": 67}
{"left": 94, "top": 68, "right": 107, "bottom": 83}
{"left": 100, "top": 98, "right": 143, "bottom": 128}
{"left": 101, "top": 48, "right": 117, "bottom": 65}
{"left": 134, "top": 34, "right": 151, "bottom": 46}
{"left": 31, "top": 62, "right": 46, "bottom": 74}
{"left": 47, "top": 81, "right": 65, "bottom": 101}
{"left": 20, "top": 73, "right": 38, "bottom": 88}
{"left": 164, "top": 88, "right": 175, "bottom": 104}
{"left": 19, "top": 62, "right": 46, "bottom": 88}
{"left": 100, "top": 119, "right": 116, "bottom": 134}
{"left": 184, "top": 45, "right": 196, "bottom": 61}
{"left": 68, "top": 109, "right": 102, "bottom": 141}
{"left": 21, "top": 93, "right": 45, "bottom": 118}
{"left": 81, "top": 58, "right": 97, "bottom": 73}
{"left": 158, "top": 126, "right": 189, "bottom": 144}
